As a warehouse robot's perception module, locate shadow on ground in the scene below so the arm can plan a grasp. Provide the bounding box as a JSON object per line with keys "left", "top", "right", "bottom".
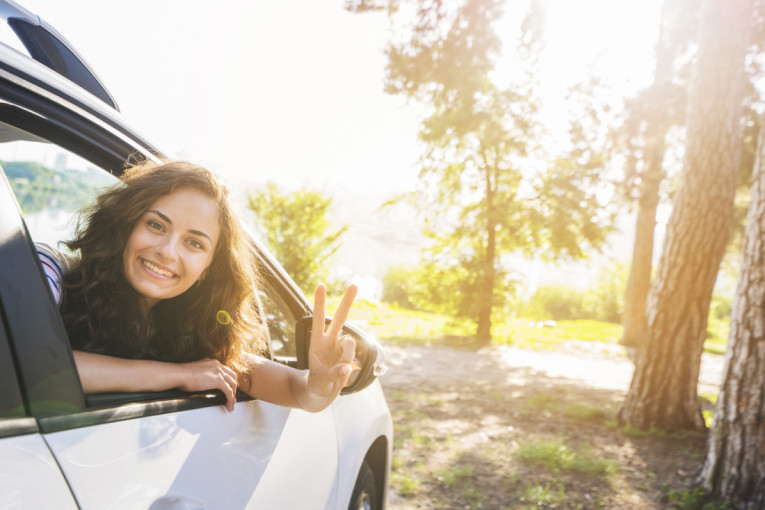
{"left": 380, "top": 342, "right": 719, "bottom": 510}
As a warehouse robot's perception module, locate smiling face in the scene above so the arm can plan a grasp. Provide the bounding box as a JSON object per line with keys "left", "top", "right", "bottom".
{"left": 123, "top": 187, "right": 221, "bottom": 312}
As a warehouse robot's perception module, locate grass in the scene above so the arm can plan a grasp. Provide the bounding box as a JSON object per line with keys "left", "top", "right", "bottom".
{"left": 330, "top": 295, "right": 731, "bottom": 355}
{"left": 331, "top": 298, "right": 474, "bottom": 344}
{"left": 667, "top": 488, "right": 733, "bottom": 510}
{"left": 523, "top": 389, "right": 609, "bottom": 423}
{"left": 515, "top": 438, "right": 614, "bottom": 480}
{"left": 495, "top": 319, "right": 623, "bottom": 349}
{"left": 699, "top": 393, "right": 719, "bottom": 428}
{"left": 704, "top": 317, "right": 729, "bottom": 355}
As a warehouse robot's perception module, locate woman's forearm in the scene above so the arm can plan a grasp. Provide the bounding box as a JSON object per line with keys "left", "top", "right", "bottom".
{"left": 73, "top": 351, "right": 239, "bottom": 411}
{"left": 241, "top": 354, "right": 332, "bottom": 413}
{"left": 73, "top": 350, "right": 182, "bottom": 393}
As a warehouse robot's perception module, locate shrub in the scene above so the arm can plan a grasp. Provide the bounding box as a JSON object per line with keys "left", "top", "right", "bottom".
{"left": 523, "top": 262, "right": 627, "bottom": 323}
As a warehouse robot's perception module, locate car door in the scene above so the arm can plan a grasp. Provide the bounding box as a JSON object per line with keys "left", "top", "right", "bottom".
{"left": 0, "top": 92, "right": 340, "bottom": 509}
{"left": 0, "top": 294, "right": 78, "bottom": 509}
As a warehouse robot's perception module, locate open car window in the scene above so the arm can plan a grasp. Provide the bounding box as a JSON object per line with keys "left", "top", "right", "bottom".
{"left": 1, "top": 130, "right": 119, "bottom": 248}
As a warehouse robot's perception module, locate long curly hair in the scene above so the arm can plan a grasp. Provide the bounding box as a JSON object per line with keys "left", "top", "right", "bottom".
{"left": 61, "top": 160, "right": 265, "bottom": 375}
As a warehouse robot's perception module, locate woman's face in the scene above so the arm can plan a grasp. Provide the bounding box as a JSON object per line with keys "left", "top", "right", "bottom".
{"left": 123, "top": 187, "right": 221, "bottom": 312}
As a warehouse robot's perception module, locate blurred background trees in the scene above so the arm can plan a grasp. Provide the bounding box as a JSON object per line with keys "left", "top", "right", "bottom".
{"left": 351, "top": 0, "right": 614, "bottom": 344}
{"left": 247, "top": 184, "right": 348, "bottom": 294}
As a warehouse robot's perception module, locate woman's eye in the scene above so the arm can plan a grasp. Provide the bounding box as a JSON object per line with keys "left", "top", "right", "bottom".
{"left": 188, "top": 239, "right": 204, "bottom": 250}
{"left": 147, "top": 220, "right": 164, "bottom": 231}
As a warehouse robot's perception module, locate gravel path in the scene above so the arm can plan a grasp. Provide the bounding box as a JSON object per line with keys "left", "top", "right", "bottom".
{"left": 380, "top": 341, "right": 725, "bottom": 396}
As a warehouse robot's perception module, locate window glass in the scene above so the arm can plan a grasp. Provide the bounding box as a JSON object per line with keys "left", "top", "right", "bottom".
{"left": 1, "top": 137, "right": 118, "bottom": 249}
{"left": 259, "top": 284, "right": 297, "bottom": 357}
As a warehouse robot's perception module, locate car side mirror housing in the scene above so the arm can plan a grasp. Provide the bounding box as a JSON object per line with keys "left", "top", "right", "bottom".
{"left": 295, "top": 316, "right": 387, "bottom": 395}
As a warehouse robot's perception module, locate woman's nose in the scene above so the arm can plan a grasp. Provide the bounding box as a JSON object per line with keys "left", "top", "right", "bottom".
{"left": 156, "top": 236, "right": 180, "bottom": 260}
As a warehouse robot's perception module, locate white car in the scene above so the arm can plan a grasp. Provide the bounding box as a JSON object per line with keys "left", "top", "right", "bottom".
{"left": 0, "top": 1, "right": 392, "bottom": 508}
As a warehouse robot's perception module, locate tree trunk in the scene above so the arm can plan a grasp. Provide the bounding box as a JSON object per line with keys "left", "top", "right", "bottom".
{"left": 621, "top": 0, "right": 678, "bottom": 350}
{"left": 621, "top": 137, "right": 664, "bottom": 349}
{"left": 697, "top": 117, "right": 765, "bottom": 507}
{"left": 476, "top": 165, "right": 496, "bottom": 346}
{"left": 618, "top": 0, "right": 753, "bottom": 431}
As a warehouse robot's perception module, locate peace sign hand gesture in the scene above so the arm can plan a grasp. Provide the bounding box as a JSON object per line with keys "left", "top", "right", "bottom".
{"left": 305, "top": 283, "right": 358, "bottom": 405}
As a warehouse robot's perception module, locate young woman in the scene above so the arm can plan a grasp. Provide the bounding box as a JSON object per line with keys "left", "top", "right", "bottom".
{"left": 46, "top": 160, "right": 357, "bottom": 412}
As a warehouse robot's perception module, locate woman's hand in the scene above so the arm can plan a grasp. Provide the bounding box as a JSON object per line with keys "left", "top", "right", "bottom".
{"left": 305, "top": 283, "right": 358, "bottom": 405}
{"left": 175, "top": 358, "right": 239, "bottom": 412}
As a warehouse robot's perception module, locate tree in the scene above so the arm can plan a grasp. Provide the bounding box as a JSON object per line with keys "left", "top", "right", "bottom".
{"left": 696, "top": 113, "right": 765, "bottom": 508}
{"left": 355, "top": 0, "right": 612, "bottom": 344}
{"left": 247, "top": 184, "right": 348, "bottom": 293}
{"left": 618, "top": 0, "right": 755, "bottom": 431}
{"left": 619, "top": 0, "right": 696, "bottom": 350}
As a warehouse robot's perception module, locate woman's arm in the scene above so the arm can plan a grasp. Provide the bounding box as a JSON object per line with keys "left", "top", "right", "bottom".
{"left": 240, "top": 284, "right": 357, "bottom": 413}
{"left": 73, "top": 350, "right": 239, "bottom": 411}
{"left": 74, "top": 284, "right": 357, "bottom": 414}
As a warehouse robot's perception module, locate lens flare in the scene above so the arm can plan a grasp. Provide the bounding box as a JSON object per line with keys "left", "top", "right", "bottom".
{"left": 216, "top": 310, "right": 231, "bottom": 325}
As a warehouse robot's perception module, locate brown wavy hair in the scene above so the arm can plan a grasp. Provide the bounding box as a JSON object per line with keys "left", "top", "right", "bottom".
{"left": 61, "top": 160, "right": 265, "bottom": 375}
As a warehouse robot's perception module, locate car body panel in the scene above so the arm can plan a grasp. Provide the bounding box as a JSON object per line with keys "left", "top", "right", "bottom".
{"left": 333, "top": 381, "right": 393, "bottom": 508}
{"left": 0, "top": 432, "right": 79, "bottom": 509}
{"left": 45, "top": 401, "right": 339, "bottom": 509}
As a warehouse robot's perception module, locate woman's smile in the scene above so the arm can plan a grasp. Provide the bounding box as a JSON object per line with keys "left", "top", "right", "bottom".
{"left": 140, "top": 258, "right": 179, "bottom": 279}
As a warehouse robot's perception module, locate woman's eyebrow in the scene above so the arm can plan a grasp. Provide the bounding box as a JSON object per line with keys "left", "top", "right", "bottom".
{"left": 147, "top": 209, "right": 212, "bottom": 241}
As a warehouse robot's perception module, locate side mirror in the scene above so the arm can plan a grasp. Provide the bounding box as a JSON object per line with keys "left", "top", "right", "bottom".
{"left": 295, "top": 316, "right": 387, "bottom": 395}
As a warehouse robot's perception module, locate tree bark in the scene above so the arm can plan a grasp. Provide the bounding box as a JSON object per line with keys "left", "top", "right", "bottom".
{"left": 621, "top": 0, "right": 679, "bottom": 350}
{"left": 476, "top": 164, "right": 496, "bottom": 345}
{"left": 621, "top": 135, "right": 664, "bottom": 349}
{"left": 697, "top": 117, "right": 765, "bottom": 507}
{"left": 618, "top": 0, "right": 753, "bottom": 431}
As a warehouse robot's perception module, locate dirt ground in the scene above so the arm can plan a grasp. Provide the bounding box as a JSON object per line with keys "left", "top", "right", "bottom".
{"left": 378, "top": 340, "right": 725, "bottom": 509}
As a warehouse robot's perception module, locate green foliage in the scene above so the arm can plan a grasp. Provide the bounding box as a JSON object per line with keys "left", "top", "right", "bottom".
{"left": 4, "top": 160, "right": 114, "bottom": 215}
{"left": 522, "top": 262, "right": 628, "bottom": 323}
{"left": 381, "top": 265, "right": 419, "bottom": 309}
{"left": 247, "top": 184, "right": 347, "bottom": 293}
{"left": 381, "top": 259, "right": 517, "bottom": 324}
{"left": 709, "top": 293, "right": 732, "bottom": 321}
{"left": 705, "top": 292, "right": 731, "bottom": 354}
{"left": 373, "top": 0, "right": 615, "bottom": 341}
{"left": 525, "top": 285, "right": 585, "bottom": 321}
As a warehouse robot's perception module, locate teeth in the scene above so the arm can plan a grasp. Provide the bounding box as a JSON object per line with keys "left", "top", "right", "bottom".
{"left": 142, "top": 259, "right": 176, "bottom": 278}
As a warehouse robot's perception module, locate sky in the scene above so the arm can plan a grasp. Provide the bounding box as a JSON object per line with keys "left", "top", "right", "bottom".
{"left": 17, "top": 0, "right": 423, "bottom": 196}
{"left": 10, "top": 0, "right": 665, "bottom": 293}
{"left": 19, "top": 0, "right": 662, "bottom": 197}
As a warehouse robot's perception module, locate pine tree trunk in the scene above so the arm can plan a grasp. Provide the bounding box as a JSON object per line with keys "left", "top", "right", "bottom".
{"left": 476, "top": 165, "right": 496, "bottom": 346}
{"left": 621, "top": 0, "right": 677, "bottom": 349}
{"left": 697, "top": 117, "right": 765, "bottom": 507}
{"left": 618, "top": 0, "right": 753, "bottom": 431}
{"left": 621, "top": 140, "right": 663, "bottom": 349}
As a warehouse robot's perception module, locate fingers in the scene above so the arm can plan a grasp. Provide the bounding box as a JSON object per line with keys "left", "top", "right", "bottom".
{"left": 186, "top": 359, "right": 238, "bottom": 412}
{"left": 339, "top": 335, "right": 356, "bottom": 364}
{"left": 312, "top": 284, "right": 327, "bottom": 336}
{"left": 327, "top": 284, "right": 358, "bottom": 338}
{"left": 220, "top": 365, "right": 237, "bottom": 412}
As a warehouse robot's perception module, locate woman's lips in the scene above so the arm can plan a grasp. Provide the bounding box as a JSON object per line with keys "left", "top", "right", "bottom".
{"left": 140, "top": 258, "right": 178, "bottom": 278}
